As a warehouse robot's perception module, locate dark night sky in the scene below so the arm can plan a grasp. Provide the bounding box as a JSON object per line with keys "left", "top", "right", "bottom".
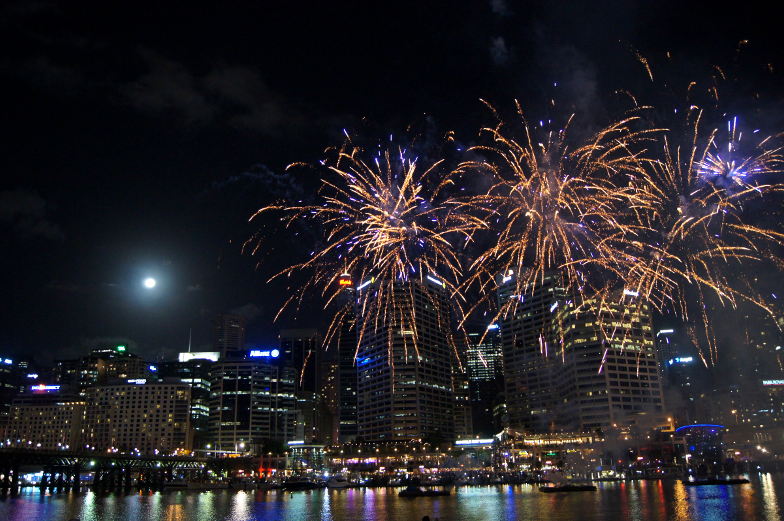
{"left": 1, "top": 1, "right": 782, "bottom": 364}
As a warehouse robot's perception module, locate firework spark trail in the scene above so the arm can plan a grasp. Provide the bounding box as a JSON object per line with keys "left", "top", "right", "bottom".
{"left": 457, "top": 101, "right": 658, "bottom": 331}
{"left": 617, "top": 107, "right": 784, "bottom": 363}
{"left": 247, "top": 141, "right": 487, "bottom": 369}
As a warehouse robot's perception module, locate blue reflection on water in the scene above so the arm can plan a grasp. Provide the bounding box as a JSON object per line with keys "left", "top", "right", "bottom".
{"left": 1, "top": 475, "right": 783, "bottom": 521}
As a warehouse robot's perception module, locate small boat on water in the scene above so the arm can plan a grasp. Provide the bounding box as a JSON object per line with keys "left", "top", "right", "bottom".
{"left": 186, "top": 481, "right": 230, "bottom": 490}
{"left": 282, "top": 476, "right": 324, "bottom": 491}
{"left": 398, "top": 485, "right": 451, "bottom": 497}
{"left": 326, "top": 475, "right": 352, "bottom": 489}
{"left": 682, "top": 478, "right": 750, "bottom": 486}
{"left": 539, "top": 484, "right": 597, "bottom": 493}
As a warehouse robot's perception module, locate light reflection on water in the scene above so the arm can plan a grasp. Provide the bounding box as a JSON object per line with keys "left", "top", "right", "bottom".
{"left": 1, "top": 474, "right": 783, "bottom": 521}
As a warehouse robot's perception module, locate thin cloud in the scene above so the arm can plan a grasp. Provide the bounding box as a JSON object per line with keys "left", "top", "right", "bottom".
{"left": 0, "top": 188, "right": 64, "bottom": 241}
{"left": 122, "top": 49, "right": 298, "bottom": 133}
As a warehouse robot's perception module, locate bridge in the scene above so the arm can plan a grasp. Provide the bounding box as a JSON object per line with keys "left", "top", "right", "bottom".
{"left": 0, "top": 448, "right": 210, "bottom": 496}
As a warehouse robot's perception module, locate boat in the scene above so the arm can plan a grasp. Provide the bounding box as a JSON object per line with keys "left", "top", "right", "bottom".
{"left": 539, "top": 484, "right": 597, "bottom": 493}
{"left": 281, "top": 476, "right": 325, "bottom": 491}
{"left": 682, "top": 478, "right": 750, "bottom": 486}
{"left": 186, "top": 481, "right": 230, "bottom": 490}
{"left": 398, "top": 485, "right": 451, "bottom": 497}
{"left": 326, "top": 475, "right": 352, "bottom": 489}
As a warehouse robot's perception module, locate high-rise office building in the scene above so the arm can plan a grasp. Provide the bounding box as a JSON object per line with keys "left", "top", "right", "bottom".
{"left": 653, "top": 328, "right": 709, "bottom": 424}
{"left": 501, "top": 272, "right": 666, "bottom": 433}
{"left": 319, "top": 356, "right": 340, "bottom": 443}
{"left": 356, "top": 276, "right": 455, "bottom": 443}
{"left": 555, "top": 293, "right": 665, "bottom": 432}
{"left": 499, "top": 272, "right": 566, "bottom": 431}
{"left": 453, "top": 365, "right": 473, "bottom": 438}
{"left": 336, "top": 273, "right": 359, "bottom": 442}
{"left": 0, "top": 356, "right": 27, "bottom": 430}
{"left": 208, "top": 349, "right": 297, "bottom": 452}
{"left": 157, "top": 351, "right": 220, "bottom": 447}
{"left": 53, "top": 344, "right": 150, "bottom": 393}
{"left": 213, "top": 314, "right": 247, "bottom": 357}
{"left": 280, "top": 328, "right": 324, "bottom": 442}
{"left": 466, "top": 325, "right": 504, "bottom": 435}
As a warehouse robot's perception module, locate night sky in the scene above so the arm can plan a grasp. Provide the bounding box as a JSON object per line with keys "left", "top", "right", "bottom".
{"left": 1, "top": 1, "right": 782, "bottom": 364}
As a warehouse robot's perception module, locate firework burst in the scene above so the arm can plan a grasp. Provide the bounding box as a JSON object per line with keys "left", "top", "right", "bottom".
{"left": 458, "top": 101, "right": 655, "bottom": 323}
{"left": 619, "top": 107, "right": 784, "bottom": 363}
{"left": 247, "top": 140, "right": 485, "bottom": 365}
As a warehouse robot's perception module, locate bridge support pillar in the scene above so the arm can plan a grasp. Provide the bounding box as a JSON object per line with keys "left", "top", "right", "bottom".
{"left": 10, "top": 463, "right": 19, "bottom": 496}
{"left": 73, "top": 464, "right": 81, "bottom": 494}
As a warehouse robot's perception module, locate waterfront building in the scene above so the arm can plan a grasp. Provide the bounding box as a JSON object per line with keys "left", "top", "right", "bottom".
{"left": 280, "top": 329, "right": 325, "bottom": 442}
{"left": 555, "top": 292, "right": 665, "bottom": 432}
{"left": 207, "top": 349, "right": 297, "bottom": 453}
{"left": 356, "top": 276, "right": 455, "bottom": 443}
{"left": 498, "top": 272, "right": 566, "bottom": 431}
{"left": 336, "top": 273, "right": 359, "bottom": 442}
{"left": 466, "top": 325, "right": 503, "bottom": 435}
{"left": 7, "top": 388, "right": 85, "bottom": 450}
{"left": 157, "top": 352, "right": 219, "bottom": 446}
{"left": 320, "top": 356, "right": 340, "bottom": 443}
{"left": 500, "top": 271, "right": 665, "bottom": 433}
{"left": 453, "top": 365, "right": 473, "bottom": 439}
{"left": 83, "top": 379, "right": 191, "bottom": 455}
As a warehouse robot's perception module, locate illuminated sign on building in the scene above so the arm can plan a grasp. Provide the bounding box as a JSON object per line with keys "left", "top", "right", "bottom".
{"left": 249, "top": 349, "right": 280, "bottom": 358}
{"left": 116, "top": 345, "right": 126, "bottom": 352}
{"left": 623, "top": 289, "right": 639, "bottom": 297}
{"left": 356, "top": 278, "right": 374, "bottom": 291}
{"left": 127, "top": 379, "right": 147, "bottom": 385}
{"left": 455, "top": 438, "right": 495, "bottom": 446}
{"left": 287, "top": 440, "right": 305, "bottom": 445}
{"left": 427, "top": 275, "right": 445, "bottom": 287}
{"left": 657, "top": 329, "right": 674, "bottom": 336}
{"left": 668, "top": 357, "right": 693, "bottom": 365}
{"left": 31, "top": 384, "right": 60, "bottom": 393}
{"left": 339, "top": 273, "right": 352, "bottom": 286}
{"left": 762, "top": 380, "right": 784, "bottom": 386}
{"left": 178, "top": 352, "right": 220, "bottom": 363}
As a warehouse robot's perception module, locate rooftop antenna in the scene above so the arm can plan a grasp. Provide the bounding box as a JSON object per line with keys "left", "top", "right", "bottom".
{"left": 188, "top": 328, "right": 192, "bottom": 352}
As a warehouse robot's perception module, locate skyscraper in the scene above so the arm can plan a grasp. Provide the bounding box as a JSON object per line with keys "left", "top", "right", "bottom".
{"left": 466, "top": 325, "right": 504, "bottom": 435}
{"left": 554, "top": 293, "right": 665, "bottom": 432}
{"left": 356, "top": 276, "right": 455, "bottom": 443}
{"left": 208, "top": 349, "right": 296, "bottom": 452}
{"left": 501, "top": 272, "right": 666, "bottom": 433}
{"left": 279, "top": 328, "right": 324, "bottom": 442}
{"left": 336, "top": 273, "right": 359, "bottom": 442}
{"left": 213, "top": 313, "right": 247, "bottom": 357}
{"left": 499, "top": 272, "right": 566, "bottom": 431}
{"left": 157, "top": 352, "right": 219, "bottom": 447}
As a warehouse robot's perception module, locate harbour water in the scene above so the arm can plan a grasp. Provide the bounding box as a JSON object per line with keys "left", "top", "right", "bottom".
{"left": 0, "top": 474, "right": 781, "bottom": 521}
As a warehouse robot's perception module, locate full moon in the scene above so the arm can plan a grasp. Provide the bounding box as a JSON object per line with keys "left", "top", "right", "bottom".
{"left": 143, "top": 277, "right": 157, "bottom": 289}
